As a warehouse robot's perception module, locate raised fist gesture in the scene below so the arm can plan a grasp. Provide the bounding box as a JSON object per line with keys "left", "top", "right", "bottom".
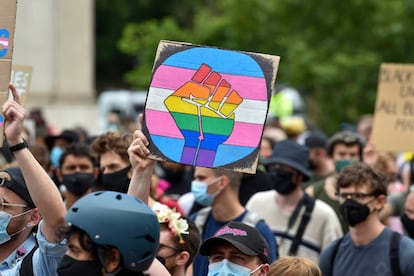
{"left": 164, "top": 64, "right": 243, "bottom": 167}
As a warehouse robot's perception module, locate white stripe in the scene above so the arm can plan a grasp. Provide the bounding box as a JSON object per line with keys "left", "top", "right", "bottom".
{"left": 0, "top": 41, "right": 9, "bottom": 46}
{"left": 147, "top": 87, "right": 268, "bottom": 124}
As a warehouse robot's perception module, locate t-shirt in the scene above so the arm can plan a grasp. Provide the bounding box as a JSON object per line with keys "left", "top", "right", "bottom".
{"left": 246, "top": 190, "right": 343, "bottom": 264}
{"left": 190, "top": 210, "right": 277, "bottom": 276}
{"left": 319, "top": 227, "right": 414, "bottom": 276}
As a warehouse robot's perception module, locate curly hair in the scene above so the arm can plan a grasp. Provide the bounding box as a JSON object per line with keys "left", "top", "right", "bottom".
{"left": 90, "top": 132, "right": 132, "bottom": 164}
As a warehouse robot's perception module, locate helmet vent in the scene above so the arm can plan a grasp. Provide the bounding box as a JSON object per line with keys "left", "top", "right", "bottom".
{"left": 145, "top": 234, "right": 155, "bottom": 243}
{"left": 116, "top": 194, "right": 122, "bottom": 200}
{"left": 72, "top": 207, "right": 79, "bottom": 213}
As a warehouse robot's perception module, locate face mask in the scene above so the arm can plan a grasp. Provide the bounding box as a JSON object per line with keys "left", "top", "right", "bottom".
{"left": 339, "top": 199, "right": 373, "bottom": 227}
{"left": 269, "top": 169, "right": 297, "bottom": 195}
{"left": 0, "top": 209, "right": 33, "bottom": 245}
{"left": 191, "top": 178, "right": 220, "bottom": 207}
{"left": 156, "top": 253, "right": 178, "bottom": 275}
{"left": 208, "top": 259, "right": 262, "bottom": 276}
{"left": 101, "top": 166, "right": 131, "bottom": 193}
{"left": 401, "top": 214, "right": 414, "bottom": 238}
{"left": 62, "top": 173, "right": 96, "bottom": 196}
{"left": 335, "top": 159, "right": 353, "bottom": 174}
{"left": 50, "top": 147, "right": 64, "bottom": 168}
{"left": 57, "top": 255, "right": 101, "bottom": 276}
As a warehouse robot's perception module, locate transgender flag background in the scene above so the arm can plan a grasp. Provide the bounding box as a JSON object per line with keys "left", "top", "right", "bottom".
{"left": 144, "top": 41, "right": 279, "bottom": 172}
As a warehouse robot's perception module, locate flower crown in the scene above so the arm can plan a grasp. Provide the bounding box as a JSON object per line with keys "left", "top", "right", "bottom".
{"left": 155, "top": 206, "right": 189, "bottom": 244}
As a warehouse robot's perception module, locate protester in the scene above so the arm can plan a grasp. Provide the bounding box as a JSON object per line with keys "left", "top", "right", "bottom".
{"left": 0, "top": 167, "right": 40, "bottom": 272}
{"left": 306, "top": 130, "right": 365, "bottom": 233}
{"left": 401, "top": 188, "right": 414, "bottom": 238}
{"left": 91, "top": 131, "right": 133, "bottom": 193}
{"left": 268, "top": 256, "right": 321, "bottom": 276}
{"left": 303, "top": 130, "right": 334, "bottom": 185}
{"left": 319, "top": 162, "right": 414, "bottom": 275}
{"left": 247, "top": 139, "right": 342, "bottom": 264}
{"left": 155, "top": 205, "right": 201, "bottom": 276}
{"left": 189, "top": 166, "right": 278, "bottom": 276}
{"left": 199, "top": 221, "right": 270, "bottom": 276}
{"left": 56, "top": 143, "right": 99, "bottom": 209}
{"left": 45, "top": 129, "right": 80, "bottom": 168}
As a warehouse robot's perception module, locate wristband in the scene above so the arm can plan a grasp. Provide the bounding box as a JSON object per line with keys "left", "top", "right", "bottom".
{"left": 9, "top": 140, "right": 28, "bottom": 153}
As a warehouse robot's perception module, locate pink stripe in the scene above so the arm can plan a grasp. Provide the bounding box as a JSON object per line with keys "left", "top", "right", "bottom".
{"left": 145, "top": 109, "right": 184, "bottom": 138}
{"left": 145, "top": 110, "right": 263, "bottom": 147}
{"left": 224, "top": 121, "right": 263, "bottom": 147}
{"left": 150, "top": 65, "right": 268, "bottom": 101}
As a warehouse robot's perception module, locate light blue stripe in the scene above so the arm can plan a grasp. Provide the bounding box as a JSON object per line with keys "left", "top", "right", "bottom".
{"left": 162, "top": 48, "right": 265, "bottom": 78}
{"left": 150, "top": 135, "right": 256, "bottom": 167}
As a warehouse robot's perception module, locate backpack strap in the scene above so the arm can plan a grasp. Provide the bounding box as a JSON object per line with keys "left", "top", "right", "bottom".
{"left": 19, "top": 244, "right": 37, "bottom": 276}
{"left": 390, "top": 231, "right": 402, "bottom": 276}
{"left": 327, "top": 237, "right": 344, "bottom": 276}
{"left": 241, "top": 211, "right": 262, "bottom": 227}
{"left": 194, "top": 207, "right": 212, "bottom": 235}
{"left": 289, "top": 194, "right": 315, "bottom": 255}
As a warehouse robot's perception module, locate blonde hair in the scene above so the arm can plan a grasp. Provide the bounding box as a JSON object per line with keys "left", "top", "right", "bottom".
{"left": 268, "top": 256, "right": 321, "bottom": 276}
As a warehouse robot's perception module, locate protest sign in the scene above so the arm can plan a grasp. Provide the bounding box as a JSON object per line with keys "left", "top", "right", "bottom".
{"left": 143, "top": 40, "right": 280, "bottom": 173}
{"left": 0, "top": 0, "right": 17, "bottom": 145}
{"left": 371, "top": 63, "right": 414, "bottom": 152}
{"left": 11, "top": 65, "right": 33, "bottom": 106}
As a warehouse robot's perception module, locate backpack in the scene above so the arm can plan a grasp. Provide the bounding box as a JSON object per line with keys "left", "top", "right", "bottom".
{"left": 328, "top": 231, "right": 401, "bottom": 276}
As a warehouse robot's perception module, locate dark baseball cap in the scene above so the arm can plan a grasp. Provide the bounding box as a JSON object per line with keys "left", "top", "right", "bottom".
{"left": 199, "top": 221, "right": 270, "bottom": 264}
{"left": 0, "top": 167, "right": 35, "bottom": 208}
{"left": 304, "top": 131, "right": 328, "bottom": 149}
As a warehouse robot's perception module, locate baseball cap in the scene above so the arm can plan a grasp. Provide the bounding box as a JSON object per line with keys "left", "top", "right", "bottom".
{"left": 45, "top": 129, "right": 79, "bottom": 150}
{"left": 304, "top": 131, "right": 328, "bottom": 149}
{"left": 0, "top": 167, "right": 35, "bottom": 208}
{"left": 199, "top": 221, "right": 270, "bottom": 264}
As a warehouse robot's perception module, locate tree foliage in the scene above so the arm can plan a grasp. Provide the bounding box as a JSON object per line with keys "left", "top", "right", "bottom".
{"left": 117, "top": 0, "right": 414, "bottom": 134}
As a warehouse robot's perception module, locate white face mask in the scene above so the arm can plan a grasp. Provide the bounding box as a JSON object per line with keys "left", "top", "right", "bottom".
{"left": 207, "top": 259, "right": 262, "bottom": 276}
{"left": 0, "top": 209, "right": 33, "bottom": 245}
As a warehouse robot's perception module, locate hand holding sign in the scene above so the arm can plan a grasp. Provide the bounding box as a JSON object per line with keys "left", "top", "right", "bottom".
{"left": 164, "top": 64, "right": 243, "bottom": 166}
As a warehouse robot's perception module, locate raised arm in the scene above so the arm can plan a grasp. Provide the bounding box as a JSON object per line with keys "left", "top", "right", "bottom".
{"left": 2, "top": 83, "right": 66, "bottom": 242}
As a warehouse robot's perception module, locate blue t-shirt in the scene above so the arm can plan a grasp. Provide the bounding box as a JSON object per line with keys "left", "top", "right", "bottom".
{"left": 190, "top": 210, "right": 277, "bottom": 276}
{"left": 319, "top": 227, "right": 414, "bottom": 276}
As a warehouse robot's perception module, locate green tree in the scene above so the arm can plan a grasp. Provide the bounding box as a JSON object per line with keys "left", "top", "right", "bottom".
{"left": 118, "top": 0, "right": 414, "bottom": 134}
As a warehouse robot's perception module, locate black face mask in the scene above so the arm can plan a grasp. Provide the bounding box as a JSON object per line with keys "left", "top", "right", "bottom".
{"left": 269, "top": 169, "right": 297, "bottom": 195}
{"left": 401, "top": 214, "right": 414, "bottom": 238}
{"left": 62, "top": 173, "right": 95, "bottom": 196}
{"left": 339, "top": 199, "right": 372, "bottom": 227}
{"left": 57, "top": 255, "right": 101, "bottom": 276}
{"left": 101, "top": 166, "right": 131, "bottom": 193}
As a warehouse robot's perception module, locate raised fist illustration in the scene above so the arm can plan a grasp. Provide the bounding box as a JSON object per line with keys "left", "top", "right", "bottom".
{"left": 164, "top": 64, "right": 243, "bottom": 167}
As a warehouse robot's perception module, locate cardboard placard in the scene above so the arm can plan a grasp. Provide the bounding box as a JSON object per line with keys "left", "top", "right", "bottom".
{"left": 371, "top": 63, "right": 414, "bottom": 152}
{"left": 0, "top": 0, "right": 18, "bottom": 146}
{"left": 143, "top": 40, "right": 280, "bottom": 173}
{"left": 11, "top": 65, "right": 33, "bottom": 106}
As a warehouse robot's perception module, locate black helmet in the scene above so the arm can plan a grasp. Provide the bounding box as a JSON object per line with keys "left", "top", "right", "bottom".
{"left": 66, "top": 191, "right": 159, "bottom": 272}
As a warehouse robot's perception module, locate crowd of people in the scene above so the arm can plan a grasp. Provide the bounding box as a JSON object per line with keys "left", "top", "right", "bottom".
{"left": 1, "top": 82, "right": 414, "bottom": 275}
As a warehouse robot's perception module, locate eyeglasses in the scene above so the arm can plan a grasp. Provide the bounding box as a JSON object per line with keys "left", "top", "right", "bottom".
{"left": 336, "top": 192, "right": 376, "bottom": 201}
{"left": 158, "top": 243, "right": 180, "bottom": 253}
{"left": 0, "top": 197, "right": 28, "bottom": 211}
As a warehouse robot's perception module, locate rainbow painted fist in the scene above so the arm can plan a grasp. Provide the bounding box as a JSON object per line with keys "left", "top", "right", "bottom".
{"left": 164, "top": 64, "right": 243, "bottom": 167}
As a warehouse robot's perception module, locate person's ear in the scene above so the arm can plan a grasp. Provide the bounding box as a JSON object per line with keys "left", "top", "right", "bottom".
{"left": 259, "top": 263, "right": 270, "bottom": 276}
{"left": 27, "top": 208, "right": 41, "bottom": 227}
{"left": 175, "top": 251, "right": 190, "bottom": 267}
{"left": 104, "top": 248, "right": 122, "bottom": 273}
{"left": 375, "top": 194, "right": 387, "bottom": 212}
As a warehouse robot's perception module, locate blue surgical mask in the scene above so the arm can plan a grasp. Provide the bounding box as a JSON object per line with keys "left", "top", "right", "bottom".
{"left": 191, "top": 178, "right": 221, "bottom": 207}
{"left": 0, "top": 209, "right": 32, "bottom": 245}
{"left": 50, "top": 147, "right": 64, "bottom": 168}
{"left": 207, "top": 259, "right": 262, "bottom": 276}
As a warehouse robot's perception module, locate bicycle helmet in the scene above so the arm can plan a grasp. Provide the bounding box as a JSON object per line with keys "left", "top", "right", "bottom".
{"left": 66, "top": 191, "right": 159, "bottom": 272}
